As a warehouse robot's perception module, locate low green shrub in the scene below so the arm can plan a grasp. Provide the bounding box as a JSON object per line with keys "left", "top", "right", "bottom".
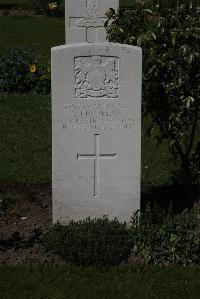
{"left": 131, "top": 207, "right": 200, "bottom": 266}
{"left": 0, "top": 47, "right": 50, "bottom": 94}
{"left": 45, "top": 208, "right": 200, "bottom": 267}
{"left": 45, "top": 217, "right": 132, "bottom": 266}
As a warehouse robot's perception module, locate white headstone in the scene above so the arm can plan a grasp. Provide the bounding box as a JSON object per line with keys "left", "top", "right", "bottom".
{"left": 52, "top": 43, "right": 142, "bottom": 223}
{"left": 65, "top": 0, "right": 119, "bottom": 43}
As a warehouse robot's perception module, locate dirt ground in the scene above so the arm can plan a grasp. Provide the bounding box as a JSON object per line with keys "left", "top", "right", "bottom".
{"left": 0, "top": 184, "right": 65, "bottom": 265}
{"left": 1, "top": 183, "right": 200, "bottom": 266}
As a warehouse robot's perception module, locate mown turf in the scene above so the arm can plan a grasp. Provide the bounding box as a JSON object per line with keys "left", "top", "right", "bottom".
{"left": 0, "top": 94, "right": 175, "bottom": 184}
{"left": 0, "top": 16, "right": 65, "bottom": 60}
{"left": 0, "top": 0, "right": 29, "bottom": 4}
{"left": 1, "top": 265, "right": 200, "bottom": 299}
{"left": 0, "top": 94, "right": 51, "bottom": 183}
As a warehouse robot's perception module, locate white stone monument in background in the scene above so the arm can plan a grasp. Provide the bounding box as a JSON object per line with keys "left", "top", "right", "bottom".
{"left": 65, "top": 0, "right": 119, "bottom": 43}
{"left": 52, "top": 0, "right": 142, "bottom": 223}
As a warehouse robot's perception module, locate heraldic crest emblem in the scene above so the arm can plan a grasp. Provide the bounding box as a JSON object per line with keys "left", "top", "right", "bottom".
{"left": 74, "top": 56, "right": 119, "bottom": 98}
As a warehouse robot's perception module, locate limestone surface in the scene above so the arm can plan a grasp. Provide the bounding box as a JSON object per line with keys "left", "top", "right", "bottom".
{"left": 52, "top": 43, "right": 142, "bottom": 223}
{"left": 65, "top": 0, "right": 119, "bottom": 43}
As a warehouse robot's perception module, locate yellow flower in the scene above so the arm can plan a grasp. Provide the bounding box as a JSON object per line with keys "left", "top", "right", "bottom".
{"left": 48, "top": 2, "right": 58, "bottom": 10}
{"left": 29, "top": 64, "right": 36, "bottom": 73}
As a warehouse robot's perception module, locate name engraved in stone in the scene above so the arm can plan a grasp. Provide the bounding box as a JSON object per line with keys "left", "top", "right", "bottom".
{"left": 62, "top": 103, "right": 134, "bottom": 130}
{"left": 75, "top": 56, "right": 119, "bottom": 99}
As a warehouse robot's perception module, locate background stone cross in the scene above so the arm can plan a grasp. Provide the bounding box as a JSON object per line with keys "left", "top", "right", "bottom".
{"left": 65, "top": 0, "right": 119, "bottom": 43}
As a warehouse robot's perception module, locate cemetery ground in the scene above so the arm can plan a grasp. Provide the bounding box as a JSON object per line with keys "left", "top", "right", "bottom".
{"left": 1, "top": 265, "right": 200, "bottom": 298}
{"left": 0, "top": 94, "right": 175, "bottom": 260}
{"left": 1, "top": 6, "right": 200, "bottom": 299}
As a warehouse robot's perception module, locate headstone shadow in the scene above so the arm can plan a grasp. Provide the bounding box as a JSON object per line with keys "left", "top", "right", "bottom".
{"left": 141, "top": 184, "right": 200, "bottom": 214}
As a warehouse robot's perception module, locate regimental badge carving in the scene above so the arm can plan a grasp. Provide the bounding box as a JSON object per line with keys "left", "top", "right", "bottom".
{"left": 86, "top": 0, "right": 99, "bottom": 27}
{"left": 75, "top": 56, "right": 119, "bottom": 99}
{"left": 76, "top": 0, "right": 104, "bottom": 28}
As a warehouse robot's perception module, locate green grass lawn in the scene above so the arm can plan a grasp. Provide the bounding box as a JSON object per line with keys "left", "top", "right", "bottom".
{"left": 0, "top": 95, "right": 51, "bottom": 183}
{"left": 0, "top": 16, "right": 65, "bottom": 60}
{"left": 0, "top": 0, "right": 29, "bottom": 4}
{"left": 0, "top": 94, "right": 174, "bottom": 184}
{"left": 1, "top": 265, "right": 200, "bottom": 298}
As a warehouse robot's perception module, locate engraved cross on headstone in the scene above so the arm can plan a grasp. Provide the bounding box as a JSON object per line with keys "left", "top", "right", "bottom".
{"left": 66, "top": 0, "right": 119, "bottom": 43}
{"left": 77, "top": 134, "right": 116, "bottom": 197}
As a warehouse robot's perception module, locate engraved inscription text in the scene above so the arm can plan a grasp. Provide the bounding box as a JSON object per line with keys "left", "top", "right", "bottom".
{"left": 62, "top": 103, "right": 134, "bottom": 131}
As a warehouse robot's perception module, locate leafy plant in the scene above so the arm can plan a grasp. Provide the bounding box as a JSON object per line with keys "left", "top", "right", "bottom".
{"left": 105, "top": 0, "right": 200, "bottom": 195}
{"left": 0, "top": 47, "right": 51, "bottom": 94}
{"left": 131, "top": 207, "right": 200, "bottom": 265}
{"left": 45, "top": 217, "right": 132, "bottom": 266}
{"left": 45, "top": 209, "right": 200, "bottom": 266}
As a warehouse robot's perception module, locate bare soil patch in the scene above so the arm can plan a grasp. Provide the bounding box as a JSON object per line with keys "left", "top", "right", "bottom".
{"left": 0, "top": 184, "right": 65, "bottom": 265}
